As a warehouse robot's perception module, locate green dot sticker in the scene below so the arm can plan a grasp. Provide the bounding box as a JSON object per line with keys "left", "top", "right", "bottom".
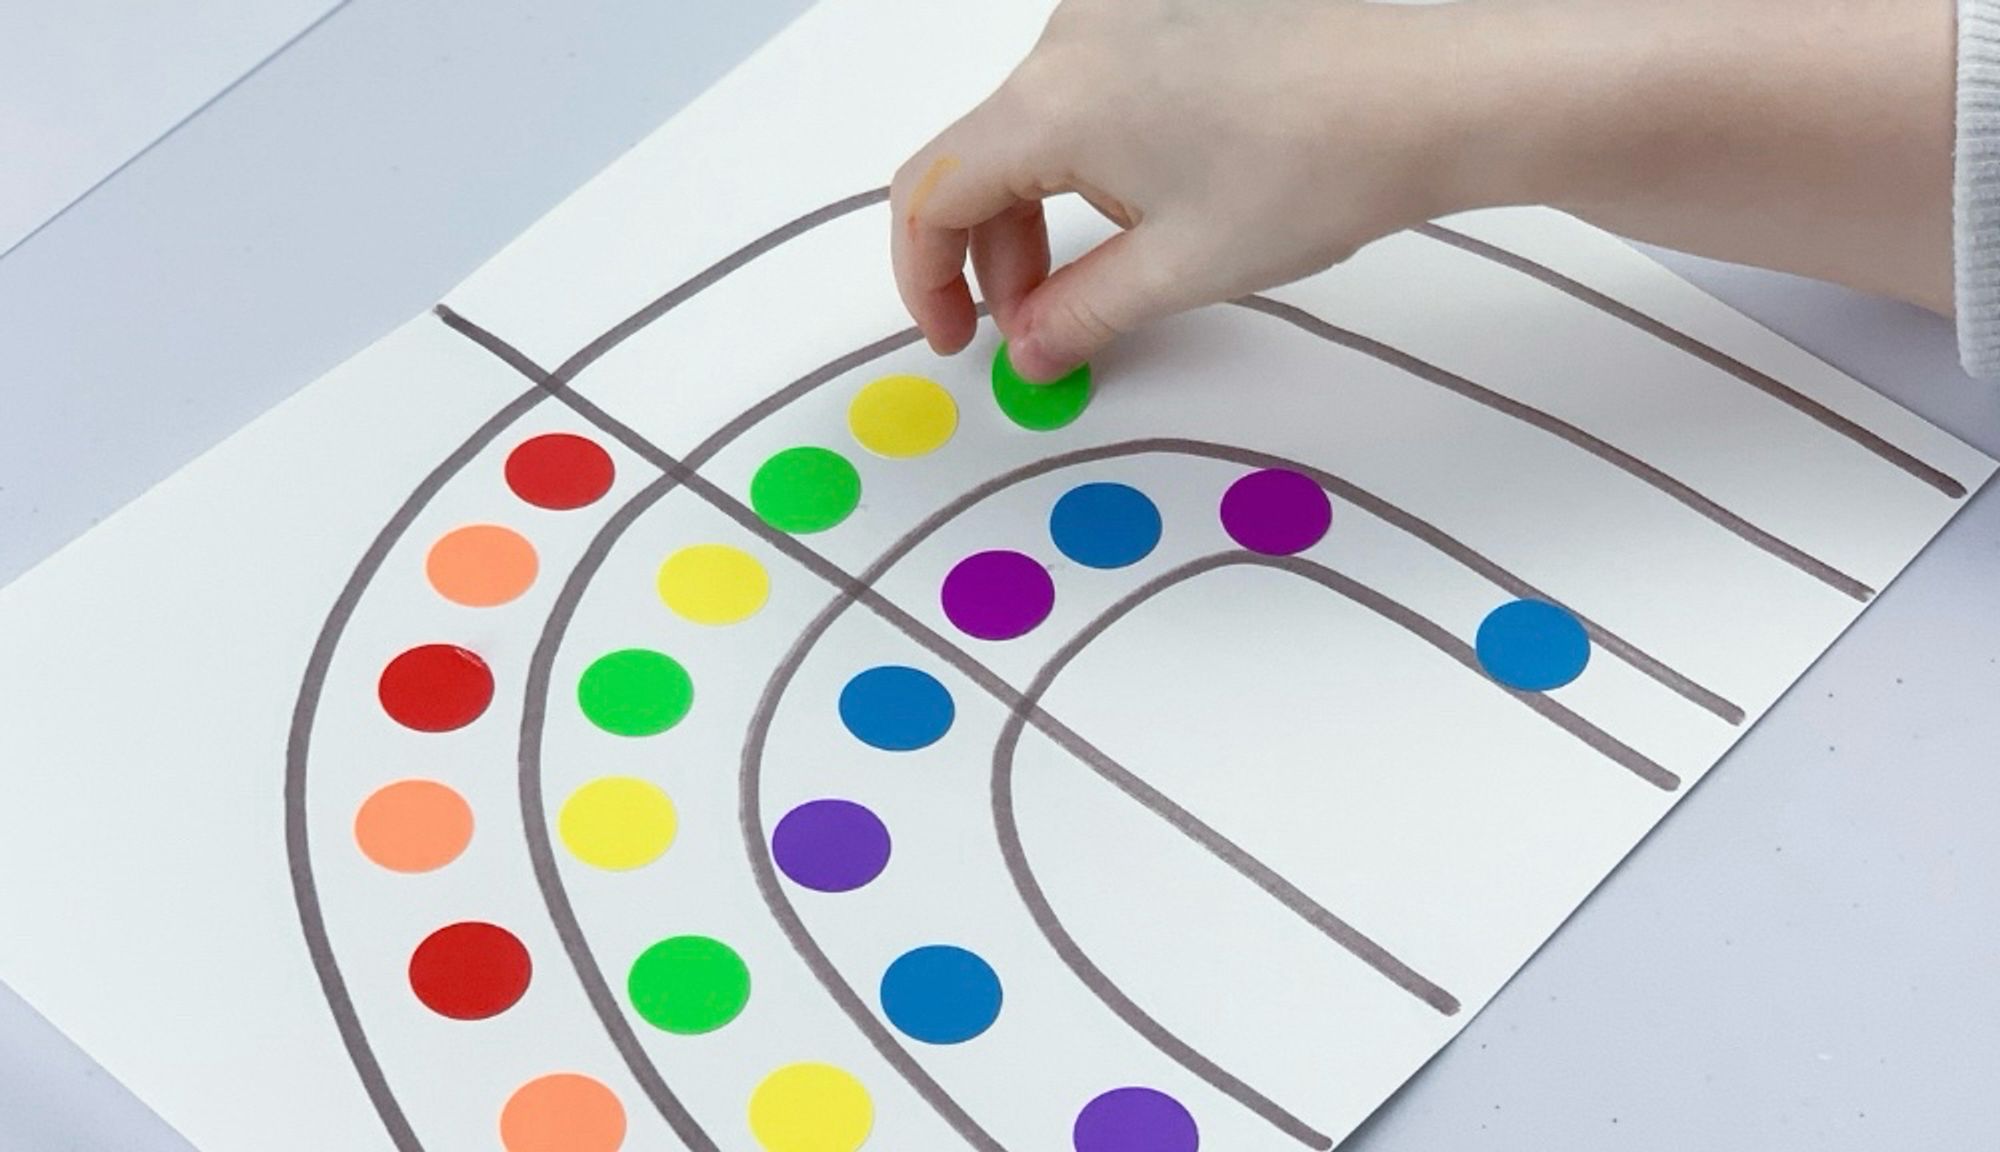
{"left": 751, "top": 446, "right": 862, "bottom": 534}
{"left": 578, "top": 648, "right": 693, "bottom": 737}
{"left": 628, "top": 935, "right": 750, "bottom": 1034}
{"left": 992, "top": 341, "right": 1091, "bottom": 431}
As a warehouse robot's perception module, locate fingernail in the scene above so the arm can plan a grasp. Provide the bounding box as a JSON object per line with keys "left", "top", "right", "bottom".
{"left": 1011, "top": 336, "right": 1066, "bottom": 384}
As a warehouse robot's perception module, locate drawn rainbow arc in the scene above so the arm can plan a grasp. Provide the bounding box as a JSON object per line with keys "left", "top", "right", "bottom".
{"left": 286, "top": 187, "right": 1967, "bottom": 1152}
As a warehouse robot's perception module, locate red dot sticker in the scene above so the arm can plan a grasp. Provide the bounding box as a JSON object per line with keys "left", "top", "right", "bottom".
{"left": 409, "top": 921, "right": 532, "bottom": 1020}
{"left": 506, "top": 433, "right": 615, "bottom": 510}
{"left": 378, "top": 644, "right": 494, "bottom": 732}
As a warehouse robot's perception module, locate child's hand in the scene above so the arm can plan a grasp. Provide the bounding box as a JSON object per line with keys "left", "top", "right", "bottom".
{"left": 890, "top": 0, "right": 1472, "bottom": 382}
{"left": 889, "top": 0, "right": 1954, "bottom": 383}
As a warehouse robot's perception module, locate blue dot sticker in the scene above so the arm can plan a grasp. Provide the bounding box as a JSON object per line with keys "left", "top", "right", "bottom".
{"left": 1050, "top": 482, "right": 1162, "bottom": 569}
{"left": 839, "top": 666, "right": 955, "bottom": 751}
{"left": 880, "top": 944, "right": 1002, "bottom": 1045}
{"left": 1475, "top": 599, "right": 1590, "bottom": 691}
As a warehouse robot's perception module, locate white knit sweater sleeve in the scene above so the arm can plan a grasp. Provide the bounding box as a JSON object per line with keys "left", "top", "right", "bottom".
{"left": 1957, "top": 0, "right": 2000, "bottom": 376}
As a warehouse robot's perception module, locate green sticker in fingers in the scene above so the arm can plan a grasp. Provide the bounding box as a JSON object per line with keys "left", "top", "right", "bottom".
{"left": 992, "top": 341, "right": 1091, "bottom": 431}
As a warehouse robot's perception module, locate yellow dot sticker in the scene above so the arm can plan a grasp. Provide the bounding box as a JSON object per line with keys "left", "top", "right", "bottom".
{"left": 847, "top": 374, "right": 957, "bottom": 458}
{"left": 748, "top": 1063, "right": 873, "bottom": 1152}
{"left": 559, "top": 777, "right": 677, "bottom": 870}
{"left": 658, "top": 544, "right": 769, "bottom": 625}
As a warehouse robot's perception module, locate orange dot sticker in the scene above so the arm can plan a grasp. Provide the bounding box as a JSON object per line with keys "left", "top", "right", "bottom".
{"left": 427, "top": 524, "right": 538, "bottom": 607}
{"left": 501, "top": 1073, "right": 626, "bottom": 1152}
{"left": 354, "top": 779, "right": 472, "bottom": 873}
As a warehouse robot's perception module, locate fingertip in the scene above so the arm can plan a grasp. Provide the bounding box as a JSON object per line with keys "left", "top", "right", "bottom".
{"left": 920, "top": 276, "right": 980, "bottom": 355}
{"left": 1006, "top": 334, "right": 1083, "bottom": 385}
{"left": 942, "top": 320, "right": 980, "bottom": 356}
{"left": 927, "top": 321, "right": 977, "bottom": 357}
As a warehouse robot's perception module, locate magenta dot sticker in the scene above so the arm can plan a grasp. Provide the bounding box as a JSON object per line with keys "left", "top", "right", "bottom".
{"left": 771, "top": 799, "right": 891, "bottom": 893}
{"left": 941, "top": 550, "right": 1055, "bottom": 641}
{"left": 1219, "top": 469, "right": 1331, "bottom": 556}
{"left": 1073, "top": 1087, "right": 1199, "bottom": 1152}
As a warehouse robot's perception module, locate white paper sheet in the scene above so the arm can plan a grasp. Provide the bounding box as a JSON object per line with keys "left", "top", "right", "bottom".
{"left": 0, "top": 1, "right": 1989, "bottom": 1150}
{"left": 0, "top": 0, "right": 342, "bottom": 255}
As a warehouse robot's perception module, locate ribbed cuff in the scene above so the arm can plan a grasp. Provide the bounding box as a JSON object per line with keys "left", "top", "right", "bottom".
{"left": 1956, "top": 0, "right": 2000, "bottom": 377}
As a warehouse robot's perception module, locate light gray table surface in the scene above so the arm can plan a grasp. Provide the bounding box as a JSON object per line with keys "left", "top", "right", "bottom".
{"left": 3, "top": 3, "right": 1997, "bottom": 1150}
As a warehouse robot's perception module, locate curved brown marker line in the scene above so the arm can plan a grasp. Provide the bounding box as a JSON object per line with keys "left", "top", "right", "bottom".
{"left": 278, "top": 176, "right": 1847, "bottom": 1152}
{"left": 282, "top": 383, "right": 547, "bottom": 1152}
{"left": 988, "top": 546, "right": 1666, "bottom": 1031}
{"left": 551, "top": 187, "right": 889, "bottom": 384}
{"left": 280, "top": 189, "right": 891, "bottom": 1152}
{"left": 1416, "top": 222, "right": 1968, "bottom": 500}
{"left": 735, "top": 565, "right": 1334, "bottom": 1149}
{"left": 462, "top": 324, "right": 1344, "bottom": 1149}
{"left": 987, "top": 554, "right": 1507, "bottom": 1136}
{"left": 444, "top": 311, "right": 1681, "bottom": 1149}
{"left": 476, "top": 326, "right": 927, "bottom": 1146}
{"left": 1232, "top": 295, "right": 1876, "bottom": 602}
{"left": 982, "top": 550, "right": 1674, "bottom": 1133}
{"left": 512, "top": 479, "right": 723, "bottom": 1152}
{"left": 422, "top": 190, "right": 1827, "bottom": 1146}
{"left": 739, "top": 598, "right": 1016, "bottom": 1152}
{"left": 489, "top": 327, "right": 1007, "bottom": 1150}
{"left": 879, "top": 437, "right": 1741, "bottom": 726}
{"left": 992, "top": 549, "right": 1679, "bottom": 943}
{"left": 533, "top": 182, "right": 1871, "bottom": 607}
{"left": 450, "top": 314, "right": 1687, "bottom": 852}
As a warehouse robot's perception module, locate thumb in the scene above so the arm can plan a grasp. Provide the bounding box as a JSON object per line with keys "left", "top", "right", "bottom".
{"left": 1008, "top": 225, "right": 1187, "bottom": 383}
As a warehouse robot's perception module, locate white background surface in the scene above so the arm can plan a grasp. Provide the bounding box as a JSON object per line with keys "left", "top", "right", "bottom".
{"left": 0, "top": 0, "right": 345, "bottom": 257}
{"left": 1, "top": 3, "right": 1997, "bottom": 1150}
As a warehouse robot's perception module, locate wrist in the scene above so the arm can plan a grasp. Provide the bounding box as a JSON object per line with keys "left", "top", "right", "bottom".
{"left": 1425, "top": 1, "right": 1661, "bottom": 216}
{"left": 1428, "top": 0, "right": 1953, "bottom": 309}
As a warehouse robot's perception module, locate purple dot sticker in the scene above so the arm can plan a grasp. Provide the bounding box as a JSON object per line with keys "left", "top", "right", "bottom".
{"left": 940, "top": 550, "right": 1055, "bottom": 641}
{"left": 771, "top": 799, "right": 891, "bottom": 893}
{"left": 1219, "top": 469, "right": 1331, "bottom": 556}
{"left": 1073, "top": 1087, "right": 1199, "bottom": 1152}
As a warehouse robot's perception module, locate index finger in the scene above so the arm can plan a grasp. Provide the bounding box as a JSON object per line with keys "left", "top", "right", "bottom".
{"left": 890, "top": 101, "right": 1055, "bottom": 354}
